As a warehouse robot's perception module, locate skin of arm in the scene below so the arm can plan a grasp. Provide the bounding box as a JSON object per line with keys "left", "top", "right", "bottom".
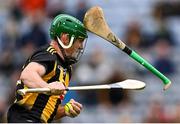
{"left": 20, "top": 61, "right": 66, "bottom": 92}
{"left": 54, "top": 105, "right": 66, "bottom": 120}
{"left": 20, "top": 62, "right": 49, "bottom": 88}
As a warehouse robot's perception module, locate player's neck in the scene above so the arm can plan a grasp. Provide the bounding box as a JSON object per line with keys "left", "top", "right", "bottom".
{"left": 50, "top": 41, "right": 65, "bottom": 60}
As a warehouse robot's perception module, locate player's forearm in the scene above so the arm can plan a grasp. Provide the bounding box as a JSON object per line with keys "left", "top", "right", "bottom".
{"left": 54, "top": 105, "right": 66, "bottom": 120}
{"left": 20, "top": 71, "right": 48, "bottom": 88}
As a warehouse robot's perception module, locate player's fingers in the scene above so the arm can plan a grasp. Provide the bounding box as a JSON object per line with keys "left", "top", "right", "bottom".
{"left": 69, "top": 99, "right": 83, "bottom": 109}
{"left": 68, "top": 99, "right": 82, "bottom": 117}
{"left": 73, "top": 102, "right": 83, "bottom": 110}
{"left": 65, "top": 103, "right": 76, "bottom": 118}
{"left": 69, "top": 106, "right": 78, "bottom": 117}
{"left": 69, "top": 113, "right": 76, "bottom": 118}
{"left": 63, "top": 90, "right": 67, "bottom": 95}
{"left": 66, "top": 102, "right": 79, "bottom": 116}
{"left": 69, "top": 98, "right": 75, "bottom": 103}
{"left": 71, "top": 104, "right": 81, "bottom": 114}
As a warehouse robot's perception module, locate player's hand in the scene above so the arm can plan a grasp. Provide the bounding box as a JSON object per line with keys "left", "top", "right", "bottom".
{"left": 64, "top": 99, "right": 83, "bottom": 118}
{"left": 47, "top": 81, "right": 66, "bottom": 95}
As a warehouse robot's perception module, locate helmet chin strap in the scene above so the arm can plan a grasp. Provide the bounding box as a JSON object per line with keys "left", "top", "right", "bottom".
{"left": 57, "top": 35, "right": 75, "bottom": 49}
{"left": 56, "top": 35, "right": 77, "bottom": 65}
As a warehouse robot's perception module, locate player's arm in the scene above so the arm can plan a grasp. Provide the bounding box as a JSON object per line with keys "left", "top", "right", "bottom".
{"left": 20, "top": 62, "right": 48, "bottom": 88}
{"left": 54, "top": 105, "right": 66, "bottom": 119}
{"left": 55, "top": 99, "right": 83, "bottom": 120}
{"left": 20, "top": 62, "right": 65, "bottom": 90}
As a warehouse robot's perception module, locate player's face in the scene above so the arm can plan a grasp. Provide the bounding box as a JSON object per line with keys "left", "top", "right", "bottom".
{"left": 58, "top": 33, "right": 87, "bottom": 62}
{"left": 65, "top": 38, "right": 85, "bottom": 57}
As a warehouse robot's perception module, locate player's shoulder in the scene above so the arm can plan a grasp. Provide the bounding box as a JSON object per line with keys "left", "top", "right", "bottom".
{"left": 31, "top": 45, "right": 57, "bottom": 61}
{"left": 45, "top": 45, "right": 57, "bottom": 55}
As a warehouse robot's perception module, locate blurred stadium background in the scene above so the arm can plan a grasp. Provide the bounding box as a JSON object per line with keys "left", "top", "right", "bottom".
{"left": 0, "top": 0, "right": 180, "bottom": 122}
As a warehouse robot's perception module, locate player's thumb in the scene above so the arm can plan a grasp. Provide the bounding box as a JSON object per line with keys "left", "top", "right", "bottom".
{"left": 69, "top": 99, "right": 75, "bottom": 103}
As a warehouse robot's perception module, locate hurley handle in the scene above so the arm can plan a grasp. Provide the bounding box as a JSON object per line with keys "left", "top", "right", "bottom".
{"left": 129, "top": 50, "right": 171, "bottom": 90}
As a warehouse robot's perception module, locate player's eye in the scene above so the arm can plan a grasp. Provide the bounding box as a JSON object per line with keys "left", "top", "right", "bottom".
{"left": 76, "top": 38, "right": 85, "bottom": 43}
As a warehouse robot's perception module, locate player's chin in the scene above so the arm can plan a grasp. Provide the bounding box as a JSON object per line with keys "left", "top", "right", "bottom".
{"left": 72, "top": 51, "right": 80, "bottom": 59}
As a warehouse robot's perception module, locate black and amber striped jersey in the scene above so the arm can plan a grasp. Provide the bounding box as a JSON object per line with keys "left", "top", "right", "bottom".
{"left": 15, "top": 45, "right": 72, "bottom": 123}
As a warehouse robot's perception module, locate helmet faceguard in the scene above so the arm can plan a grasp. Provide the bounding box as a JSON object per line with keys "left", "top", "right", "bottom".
{"left": 63, "top": 37, "right": 87, "bottom": 64}
{"left": 49, "top": 14, "right": 88, "bottom": 64}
